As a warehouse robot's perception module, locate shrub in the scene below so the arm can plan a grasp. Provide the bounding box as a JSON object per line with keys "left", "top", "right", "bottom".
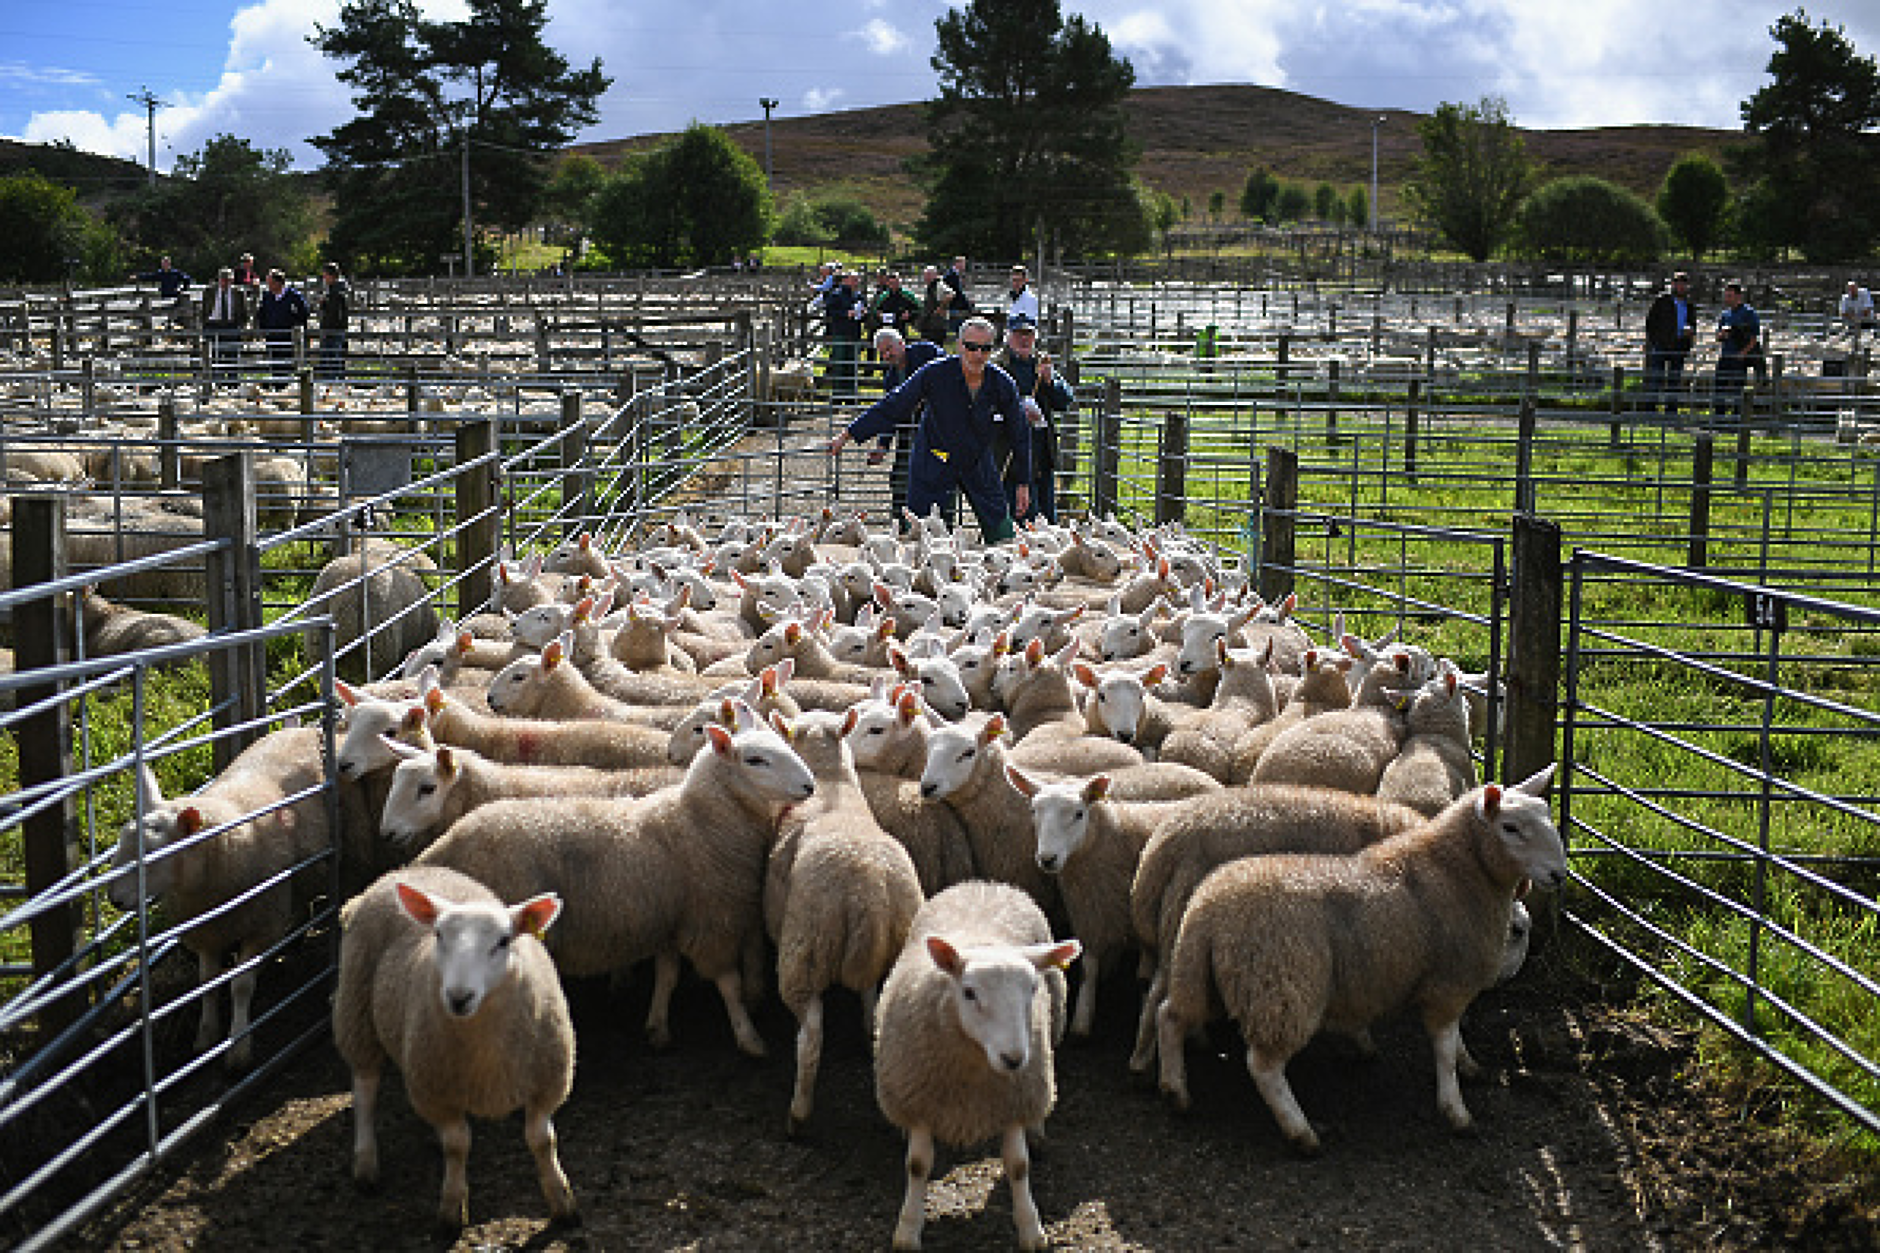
{"left": 1516, "top": 176, "right": 1664, "bottom": 263}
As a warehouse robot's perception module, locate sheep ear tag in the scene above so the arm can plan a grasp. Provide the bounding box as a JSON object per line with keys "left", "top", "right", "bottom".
{"left": 514, "top": 893, "right": 563, "bottom": 939}
{"left": 1025, "top": 939, "right": 1082, "bottom": 971}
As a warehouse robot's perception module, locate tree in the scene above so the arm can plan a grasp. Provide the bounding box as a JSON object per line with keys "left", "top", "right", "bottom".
{"left": 1313, "top": 183, "right": 1341, "bottom": 224}
{"left": 1346, "top": 186, "right": 1369, "bottom": 230}
{"left": 1404, "top": 96, "right": 1533, "bottom": 261}
{"left": 1656, "top": 153, "right": 1730, "bottom": 260}
{"left": 542, "top": 154, "right": 608, "bottom": 256}
{"left": 0, "top": 172, "right": 120, "bottom": 283}
{"left": 1516, "top": 177, "right": 1663, "bottom": 263}
{"left": 1734, "top": 9, "right": 1880, "bottom": 260}
{"left": 112, "top": 135, "right": 317, "bottom": 277}
{"left": 589, "top": 124, "right": 771, "bottom": 269}
{"left": 1275, "top": 185, "right": 1311, "bottom": 224}
{"left": 1207, "top": 190, "right": 1225, "bottom": 222}
{"left": 311, "top": 0, "right": 609, "bottom": 272}
{"left": 1240, "top": 166, "right": 1279, "bottom": 221}
{"left": 917, "top": 0, "right": 1142, "bottom": 258}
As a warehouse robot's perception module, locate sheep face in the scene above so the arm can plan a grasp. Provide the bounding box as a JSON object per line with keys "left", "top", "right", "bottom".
{"left": 397, "top": 881, "right": 561, "bottom": 1020}
{"left": 1176, "top": 613, "right": 1235, "bottom": 677}
{"left": 336, "top": 698, "right": 422, "bottom": 780}
{"left": 1008, "top": 604, "right": 1080, "bottom": 655}
{"left": 926, "top": 935, "right": 1080, "bottom": 1072}
{"left": 1478, "top": 783, "right": 1569, "bottom": 893}
{"left": 1083, "top": 668, "right": 1155, "bottom": 743}
{"left": 949, "top": 642, "right": 1001, "bottom": 709}
{"left": 1020, "top": 775, "right": 1109, "bottom": 874}
{"left": 710, "top": 719, "right": 817, "bottom": 805}
{"left": 108, "top": 793, "right": 191, "bottom": 909}
{"left": 960, "top": 604, "right": 1010, "bottom": 641}
{"left": 898, "top": 654, "right": 969, "bottom": 722}
{"left": 485, "top": 652, "right": 547, "bottom": 716}
{"left": 381, "top": 749, "right": 460, "bottom": 848}
{"left": 935, "top": 584, "right": 973, "bottom": 630}
{"left": 846, "top": 690, "right": 929, "bottom": 772}
{"left": 1499, "top": 899, "right": 1532, "bottom": 984}
{"left": 919, "top": 717, "right": 1004, "bottom": 800}
{"left": 1099, "top": 602, "right": 1157, "bottom": 662}
{"left": 510, "top": 602, "right": 573, "bottom": 649}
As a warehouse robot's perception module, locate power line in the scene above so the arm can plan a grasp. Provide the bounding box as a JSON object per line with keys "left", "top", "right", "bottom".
{"left": 125, "top": 86, "right": 162, "bottom": 187}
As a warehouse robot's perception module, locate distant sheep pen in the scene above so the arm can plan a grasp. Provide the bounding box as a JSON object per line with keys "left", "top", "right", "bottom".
{"left": 1, "top": 261, "right": 1876, "bottom": 1249}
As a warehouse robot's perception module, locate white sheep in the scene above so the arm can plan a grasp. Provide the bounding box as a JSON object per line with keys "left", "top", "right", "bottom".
{"left": 79, "top": 587, "right": 206, "bottom": 658}
{"left": 763, "top": 710, "right": 924, "bottom": 1133}
{"left": 416, "top": 713, "right": 815, "bottom": 1056}
{"left": 106, "top": 728, "right": 331, "bottom": 1068}
{"left": 308, "top": 538, "right": 441, "bottom": 680}
{"left": 873, "top": 881, "right": 1080, "bottom": 1252}
{"left": 1376, "top": 665, "right": 1480, "bottom": 817}
{"left": 1158, "top": 639, "right": 1282, "bottom": 782}
{"left": 416, "top": 665, "right": 675, "bottom": 769}
{"left": 1247, "top": 644, "right": 1422, "bottom": 794}
{"left": 1154, "top": 768, "right": 1567, "bottom": 1152}
{"left": 332, "top": 865, "right": 576, "bottom": 1229}
{"left": 1226, "top": 645, "right": 1355, "bottom": 783}
{"left": 380, "top": 742, "right": 675, "bottom": 852}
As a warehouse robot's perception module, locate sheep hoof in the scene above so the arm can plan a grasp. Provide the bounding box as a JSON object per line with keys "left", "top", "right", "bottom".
{"left": 1159, "top": 1083, "right": 1191, "bottom": 1113}
{"left": 785, "top": 1113, "right": 808, "bottom": 1139}
{"left": 1287, "top": 1129, "right": 1323, "bottom": 1158}
{"left": 548, "top": 1205, "right": 582, "bottom": 1229}
{"left": 645, "top": 1025, "right": 672, "bottom": 1051}
{"left": 351, "top": 1169, "right": 381, "bottom": 1195}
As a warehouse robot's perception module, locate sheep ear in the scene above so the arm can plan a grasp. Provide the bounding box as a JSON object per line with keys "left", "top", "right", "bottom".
{"left": 876, "top": 615, "right": 897, "bottom": 641}
{"left": 137, "top": 762, "right": 165, "bottom": 811}
{"left": 896, "top": 690, "right": 921, "bottom": 723}
{"left": 542, "top": 639, "right": 565, "bottom": 670}
{"left": 769, "top": 711, "right": 794, "bottom": 741}
{"left": 175, "top": 806, "right": 204, "bottom": 837}
{"left": 455, "top": 631, "right": 475, "bottom": 656}
{"left": 388, "top": 736, "right": 426, "bottom": 759}
{"left": 981, "top": 713, "right": 1007, "bottom": 744}
{"left": 1085, "top": 775, "right": 1111, "bottom": 803}
{"left": 574, "top": 595, "right": 595, "bottom": 624}
{"left": 435, "top": 745, "right": 456, "bottom": 775}
{"left": 1004, "top": 764, "right": 1039, "bottom": 797}
{"left": 1143, "top": 662, "right": 1169, "bottom": 686}
{"left": 1061, "top": 604, "right": 1086, "bottom": 625}
{"left": 396, "top": 881, "right": 442, "bottom": 927}
{"left": 335, "top": 679, "right": 360, "bottom": 708}
{"left": 705, "top": 723, "right": 735, "bottom": 756}
{"left": 1072, "top": 661, "right": 1098, "bottom": 687}
{"left": 1024, "top": 638, "right": 1045, "bottom": 667}
{"left": 1511, "top": 763, "right": 1556, "bottom": 797}
{"left": 1475, "top": 784, "right": 1505, "bottom": 819}
{"left": 1215, "top": 637, "right": 1232, "bottom": 666}
{"left": 1052, "top": 640, "right": 1079, "bottom": 669}
{"left": 926, "top": 935, "right": 965, "bottom": 978}
{"left": 731, "top": 569, "right": 750, "bottom": 590}
{"left": 1023, "top": 939, "right": 1082, "bottom": 972}
{"left": 774, "top": 657, "right": 796, "bottom": 685}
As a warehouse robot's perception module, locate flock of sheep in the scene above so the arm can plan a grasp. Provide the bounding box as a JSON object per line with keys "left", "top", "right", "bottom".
{"left": 104, "top": 505, "right": 1565, "bottom": 1248}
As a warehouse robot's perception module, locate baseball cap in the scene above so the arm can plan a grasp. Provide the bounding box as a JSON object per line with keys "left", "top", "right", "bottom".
{"left": 1007, "top": 312, "right": 1037, "bottom": 332}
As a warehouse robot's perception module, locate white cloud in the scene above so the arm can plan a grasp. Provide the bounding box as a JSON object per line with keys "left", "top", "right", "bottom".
{"left": 802, "top": 88, "right": 846, "bottom": 113}
{"left": 0, "top": 63, "right": 101, "bottom": 88}
{"left": 851, "top": 18, "right": 912, "bottom": 57}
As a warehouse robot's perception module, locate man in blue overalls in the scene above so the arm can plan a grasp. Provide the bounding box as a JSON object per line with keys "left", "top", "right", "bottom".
{"left": 865, "top": 326, "right": 944, "bottom": 527}
{"left": 829, "top": 316, "right": 1028, "bottom": 541}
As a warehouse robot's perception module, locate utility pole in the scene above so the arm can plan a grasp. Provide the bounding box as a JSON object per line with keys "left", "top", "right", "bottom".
{"left": 127, "top": 87, "right": 162, "bottom": 189}
{"left": 759, "top": 98, "right": 779, "bottom": 190}
{"left": 1370, "top": 115, "right": 1386, "bottom": 234}
{"left": 461, "top": 130, "right": 474, "bottom": 279}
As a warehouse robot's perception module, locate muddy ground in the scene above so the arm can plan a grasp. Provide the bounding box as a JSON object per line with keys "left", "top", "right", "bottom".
{"left": 65, "top": 929, "right": 1879, "bottom": 1253}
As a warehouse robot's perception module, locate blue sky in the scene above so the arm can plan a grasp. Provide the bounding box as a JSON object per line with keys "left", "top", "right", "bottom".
{"left": 4, "top": 1, "right": 1878, "bottom": 173}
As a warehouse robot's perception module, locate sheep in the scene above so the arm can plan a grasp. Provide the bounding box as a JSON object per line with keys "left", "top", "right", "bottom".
{"left": 919, "top": 715, "right": 1057, "bottom": 909}
{"left": 416, "top": 667, "right": 675, "bottom": 770}
{"left": 491, "top": 554, "right": 564, "bottom": 613}
{"left": 105, "top": 728, "right": 331, "bottom": 1068}
{"left": 1008, "top": 768, "right": 1211, "bottom": 1039}
{"left": 380, "top": 743, "right": 678, "bottom": 853}
{"left": 763, "top": 710, "right": 924, "bottom": 1133}
{"left": 308, "top": 539, "right": 441, "bottom": 680}
{"left": 416, "top": 713, "right": 815, "bottom": 1057}
{"left": 544, "top": 530, "right": 611, "bottom": 579}
{"left": 1225, "top": 645, "right": 1355, "bottom": 783}
{"left": 485, "top": 632, "right": 708, "bottom": 725}
{"left": 1153, "top": 768, "right": 1567, "bottom": 1152}
{"left": 664, "top": 666, "right": 803, "bottom": 766}
{"left": 873, "top": 881, "right": 1080, "bottom": 1252}
{"left": 1246, "top": 644, "right": 1423, "bottom": 794}
{"left": 1054, "top": 530, "right": 1126, "bottom": 583}
{"left": 886, "top": 644, "right": 971, "bottom": 723}
{"left": 607, "top": 596, "right": 698, "bottom": 674}
{"left": 846, "top": 681, "right": 932, "bottom": 779}
{"left": 1094, "top": 594, "right": 1170, "bottom": 663}
{"left": 1125, "top": 785, "right": 1429, "bottom": 1075}
{"left": 1071, "top": 661, "right": 1184, "bottom": 753}
{"left": 1376, "top": 666, "right": 1480, "bottom": 817}
{"left": 79, "top": 587, "right": 206, "bottom": 658}
{"left": 994, "top": 639, "right": 1146, "bottom": 774}
{"left": 332, "top": 865, "right": 577, "bottom": 1229}
{"left": 1158, "top": 639, "right": 1282, "bottom": 783}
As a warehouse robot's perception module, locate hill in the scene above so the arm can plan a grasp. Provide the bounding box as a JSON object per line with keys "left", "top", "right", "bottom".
{"left": 0, "top": 139, "right": 152, "bottom": 203}
{"left": 571, "top": 84, "right": 1740, "bottom": 233}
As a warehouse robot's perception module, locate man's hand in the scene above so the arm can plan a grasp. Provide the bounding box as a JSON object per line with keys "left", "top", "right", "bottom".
{"left": 828, "top": 431, "right": 850, "bottom": 456}
{"left": 867, "top": 447, "right": 888, "bottom": 466}
{"left": 1015, "top": 484, "right": 1031, "bottom": 516}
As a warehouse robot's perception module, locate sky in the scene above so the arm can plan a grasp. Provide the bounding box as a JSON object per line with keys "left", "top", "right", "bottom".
{"left": 3, "top": 1, "right": 1878, "bottom": 175}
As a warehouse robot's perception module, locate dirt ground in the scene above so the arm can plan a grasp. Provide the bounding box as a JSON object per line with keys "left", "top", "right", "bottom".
{"left": 67, "top": 930, "right": 1879, "bottom": 1253}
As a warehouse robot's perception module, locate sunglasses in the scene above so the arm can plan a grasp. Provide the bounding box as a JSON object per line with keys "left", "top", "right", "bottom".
{"left": 961, "top": 341, "right": 994, "bottom": 353}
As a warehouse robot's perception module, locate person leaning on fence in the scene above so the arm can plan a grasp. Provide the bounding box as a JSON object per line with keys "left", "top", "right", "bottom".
{"left": 1840, "top": 281, "right": 1875, "bottom": 332}
{"left": 255, "top": 268, "right": 311, "bottom": 383}
{"left": 828, "top": 316, "right": 1028, "bottom": 541}
{"left": 994, "top": 312, "right": 1072, "bottom": 524}
{"left": 1714, "top": 282, "right": 1761, "bottom": 416}
{"left": 200, "top": 268, "right": 249, "bottom": 380}
{"left": 133, "top": 256, "right": 192, "bottom": 309}
{"left": 317, "top": 261, "right": 350, "bottom": 380}
{"left": 824, "top": 269, "right": 867, "bottom": 400}
{"left": 866, "top": 327, "right": 945, "bottom": 525}
{"left": 1642, "top": 271, "right": 1696, "bottom": 414}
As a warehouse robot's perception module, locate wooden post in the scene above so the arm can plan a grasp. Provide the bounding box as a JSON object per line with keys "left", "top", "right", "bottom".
{"left": 1525, "top": 340, "right": 1541, "bottom": 400}
{"left": 158, "top": 396, "right": 180, "bottom": 490}
{"left": 536, "top": 320, "right": 552, "bottom": 375}
{"left": 299, "top": 366, "right": 315, "bottom": 416}
{"left": 1609, "top": 363, "right": 1625, "bottom": 448}
{"left": 1515, "top": 397, "right": 1537, "bottom": 515}
{"left": 1688, "top": 432, "right": 1714, "bottom": 569}
{"left": 1155, "top": 411, "right": 1189, "bottom": 527}
{"left": 455, "top": 420, "right": 500, "bottom": 620}
{"left": 1504, "top": 513, "right": 1563, "bottom": 788}
{"left": 202, "top": 453, "right": 264, "bottom": 771}
{"left": 1566, "top": 309, "right": 1579, "bottom": 371}
{"left": 1736, "top": 387, "right": 1754, "bottom": 490}
{"left": 1405, "top": 377, "right": 1421, "bottom": 482}
{"left": 1325, "top": 358, "right": 1341, "bottom": 446}
{"left": 1094, "top": 377, "right": 1123, "bottom": 521}
{"left": 1258, "top": 446, "right": 1297, "bottom": 604}
{"left": 405, "top": 364, "right": 421, "bottom": 415}
{"left": 80, "top": 357, "right": 95, "bottom": 421}
{"left": 560, "top": 390, "right": 590, "bottom": 537}
{"left": 14, "top": 496, "right": 84, "bottom": 1037}
{"left": 1276, "top": 333, "right": 1291, "bottom": 382}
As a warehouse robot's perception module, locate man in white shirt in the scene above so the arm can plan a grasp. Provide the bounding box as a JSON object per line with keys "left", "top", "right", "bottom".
{"left": 1006, "top": 264, "right": 1040, "bottom": 331}
{"left": 1840, "top": 281, "right": 1874, "bottom": 330}
{"left": 199, "top": 267, "right": 249, "bottom": 381}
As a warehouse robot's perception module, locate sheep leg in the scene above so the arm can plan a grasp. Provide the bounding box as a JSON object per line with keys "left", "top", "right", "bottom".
{"left": 524, "top": 1102, "right": 579, "bottom": 1225}
{"left": 1154, "top": 1000, "right": 1190, "bottom": 1110}
{"left": 192, "top": 950, "right": 224, "bottom": 1053}
{"left": 1429, "top": 1018, "right": 1475, "bottom": 1131}
{"left": 713, "top": 969, "right": 768, "bottom": 1058}
{"left": 860, "top": 983, "right": 880, "bottom": 1037}
{"left": 349, "top": 1065, "right": 382, "bottom": 1190}
{"left": 1247, "top": 1046, "right": 1320, "bottom": 1156}
{"left": 434, "top": 1115, "right": 472, "bottom": 1230}
{"left": 1003, "top": 1123, "right": 1046, "bottom": 1251}
{"left": 740, "top": 929, "right": 769, "bottom": 1005}
{"left": 644, "top": 951, "right": 681, "bottom": 1049}
{"left": 787, "top": 993, "right": 824, "bottom": 1135}
{"left": 226, "top": 943, "right": 262, "bottom": 1070}
{"left": 1127, "top": 969, "right": 1165, "bottom": 1075}
{"left": 1069, "top": 951, "right": 1099, "bottom": 1038}
{"left": 892, "top": 1126, "right": 934, "bottom": 1251}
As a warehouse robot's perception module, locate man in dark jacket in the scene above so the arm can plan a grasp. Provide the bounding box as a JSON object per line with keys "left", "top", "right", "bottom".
{"left": 994, "top": 312, "right": 1073, "bottom": 523}
{"left": 254, "top": 268, "right": 310, "bottom": 382}
{"left": 200, "top": 267, "right": 249, "bottom": 380}
{"left": 823, "top": 269, "right": 866, "bottom": 399}
{"left": 316, "top": 262, "right": 350, "bottom": 380}
{"left": 828, "top": 316, "right": 1028, "bottom": 540}
{"left": 1643, "top": 271, "right": 1697, "bottom": 413}
{"left": 866, "top": 327, "right": 944, "bottom": 526}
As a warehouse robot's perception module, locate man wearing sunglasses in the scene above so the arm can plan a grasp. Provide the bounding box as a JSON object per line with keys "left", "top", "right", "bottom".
{"left": 828, "top": 316, "right": 1028, "bottom": 540}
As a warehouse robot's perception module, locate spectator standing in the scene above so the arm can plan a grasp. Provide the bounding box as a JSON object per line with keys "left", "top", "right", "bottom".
{"left": 942, "top": 255, "right": 975, "bottom": 341}
{"left": 1714, "top": 282, "right": 1760, "bottom": 415}
{"left": 828, "top": 316, "right": 1028, "bottom": 541}
{"left": 1642, "top": 271, "right": 1697, "bottom": 413}
{"left": 993, "top": 312, "right": 1072, "bottom": 523}
{"left": 871, "top": 271, "right": 921, "bottom": 341}
{"left": 823, "top": 269, "right": 867, "bottom": 400}
{"left": 255, "top": 268, "right": 310, "bottom": 383}
{"left": 1839, "top": 281, "right": 1875, "bottom": 331}
{"left": 316, "top": 261, "right": 351, "bottom": 380}
{"left": 918, "top": 264, "right": 950, "bottom": 345}
{"left": 1005, "top": 264, "right": 1040, "bottom": 330}
{"left": 865, "top": 327, "right": 944, "bottom": 525}
{"left": 133, "top": 256, "right": 192, "bottom": 306}
{"left": 199, "top": 267, "right": 249, "bottom": 380}
{"left": 233, "top": 252, "right": 261, "bottom": 291}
